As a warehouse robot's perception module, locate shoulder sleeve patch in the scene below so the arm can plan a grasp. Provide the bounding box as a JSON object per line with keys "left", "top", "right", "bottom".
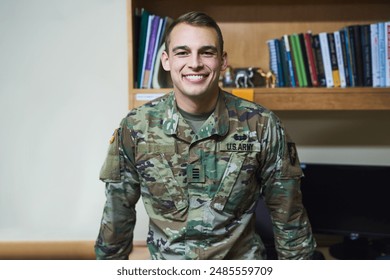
{"left": 99, "top": 128, "right": 121, "bottom": 182}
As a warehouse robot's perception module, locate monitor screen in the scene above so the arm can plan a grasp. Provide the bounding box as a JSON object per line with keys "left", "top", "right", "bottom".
{"left": 300, "top": 163, "right": 390, "bottom": 239}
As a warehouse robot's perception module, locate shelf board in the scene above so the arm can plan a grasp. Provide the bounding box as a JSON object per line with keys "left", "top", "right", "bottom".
{"left": 129, "top": 88, "right": 390, "bottom": 111}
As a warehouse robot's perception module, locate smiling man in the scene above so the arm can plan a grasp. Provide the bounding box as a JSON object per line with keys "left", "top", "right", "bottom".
{"left": 95, "top": 11, "right": 316, "bottom": 260}
{"left": 161, "top": 15, "right": 227, "bottom": 115}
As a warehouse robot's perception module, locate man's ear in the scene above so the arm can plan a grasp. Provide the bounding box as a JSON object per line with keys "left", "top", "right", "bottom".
{"left": 161, "top": 50, "right": 170, "bottom": 71}
{"left": 221, "top": 51, "right": 228, "bottom": 71}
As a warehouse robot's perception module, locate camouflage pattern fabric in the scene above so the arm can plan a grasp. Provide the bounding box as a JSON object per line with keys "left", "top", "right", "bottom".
{"left": 95, "top": 90, "right": 316, "bottom": 260}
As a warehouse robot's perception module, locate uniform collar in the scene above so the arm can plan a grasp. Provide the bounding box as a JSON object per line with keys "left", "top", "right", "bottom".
{"left": 162, "top": 90, "right": 229, "bottom": 141}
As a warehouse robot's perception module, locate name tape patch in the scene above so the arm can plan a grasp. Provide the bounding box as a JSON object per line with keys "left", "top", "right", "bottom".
{"left": 219, "top": 142, "right": 261, "bottom": 152}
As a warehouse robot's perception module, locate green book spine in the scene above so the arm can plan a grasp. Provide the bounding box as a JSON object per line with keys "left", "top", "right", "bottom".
{"left": 290, "top": 34, "right": 303, "bottom": 87}
{"left": 294, "top": 33, "right": 308, "bottom": 87}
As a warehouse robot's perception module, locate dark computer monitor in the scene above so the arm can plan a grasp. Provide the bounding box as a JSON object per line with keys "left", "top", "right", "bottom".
{"left": 300, "top": 162, "right": 390, "bottom": 259}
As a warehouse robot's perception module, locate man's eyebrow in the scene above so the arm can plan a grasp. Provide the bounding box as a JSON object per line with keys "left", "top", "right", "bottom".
{"left": 172, "top": 45, "right": 190, "bottom": 52}
{"left": 199, "top": 45, "right": 218, "bottom": 52}
{"left": 171, "top": 45, "right": 219, "bottom": 53}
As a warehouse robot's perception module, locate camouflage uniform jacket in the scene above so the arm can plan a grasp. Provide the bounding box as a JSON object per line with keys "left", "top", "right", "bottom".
{"left": 95, "top": 90, "right": 316, "bottom": 260}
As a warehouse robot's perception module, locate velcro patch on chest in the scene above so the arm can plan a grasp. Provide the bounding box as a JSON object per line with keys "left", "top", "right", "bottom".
{"left": 137, "top": 144, "right": 176, "bottom": 154}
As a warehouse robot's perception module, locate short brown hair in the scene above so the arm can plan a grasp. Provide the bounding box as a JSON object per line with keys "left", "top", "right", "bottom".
{"left": 164, "top": 11, "right": 224, "bottom": 54}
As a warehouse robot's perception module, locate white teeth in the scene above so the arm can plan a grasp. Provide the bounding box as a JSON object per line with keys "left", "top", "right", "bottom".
{"left": 185, "top": 75, "right": 204, "bottom": 81}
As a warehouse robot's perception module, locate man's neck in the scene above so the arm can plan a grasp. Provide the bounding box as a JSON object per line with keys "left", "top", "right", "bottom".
{"left": 174, "top": 89, "right": 220, "bottom": 115}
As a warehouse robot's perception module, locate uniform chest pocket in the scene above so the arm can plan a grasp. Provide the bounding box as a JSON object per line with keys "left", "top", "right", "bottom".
{"left": 135, "top": 150, "right": 188, "bottom": 220}
{"left": 211, "top": 151, "right": 259, "bottom": 215}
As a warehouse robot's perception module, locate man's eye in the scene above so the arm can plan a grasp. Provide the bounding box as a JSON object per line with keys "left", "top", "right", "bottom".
{"left": 202, "top": 52, "right": 216, "bottom": 57}
{"left": 175, "top": 51, "right": 188, "bottom": 56}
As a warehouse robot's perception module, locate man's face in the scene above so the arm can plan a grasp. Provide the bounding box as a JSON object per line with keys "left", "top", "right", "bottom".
{"left": 161, "top": 23, "right": 227, "bottom": 102}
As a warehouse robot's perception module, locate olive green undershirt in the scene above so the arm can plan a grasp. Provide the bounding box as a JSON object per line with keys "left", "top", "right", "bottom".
{"left": 177, "top": 106, "right": 213, "bottom": 134}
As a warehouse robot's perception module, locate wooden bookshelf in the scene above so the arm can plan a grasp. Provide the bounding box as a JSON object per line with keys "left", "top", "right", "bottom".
{"left": 126, "top": 0, "right": 390, "bottom": 110}
{"left": 131, "top": 87, "right": 390, "bottom": 110}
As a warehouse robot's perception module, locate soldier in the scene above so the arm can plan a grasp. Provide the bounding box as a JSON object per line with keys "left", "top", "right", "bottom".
{"left": 95, "top": 11, "right": 316, "bottom": 260}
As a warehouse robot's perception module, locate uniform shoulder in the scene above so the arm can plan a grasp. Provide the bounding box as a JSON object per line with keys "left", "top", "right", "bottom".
{"left": 128, "top": 92, "right": 170, "bottom": 116}
{"left": 120, "top": 92, "right": 171, "bottom": 128}
{"left": 222, "top": 90, "right": 276, "bottom": 119}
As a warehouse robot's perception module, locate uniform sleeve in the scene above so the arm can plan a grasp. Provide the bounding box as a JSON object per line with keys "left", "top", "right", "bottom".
{"left": 259, "top": 114, "right": 316, "bottom": 260}
{"left": 95, "top": 119, "right": 141, "bottom": 260}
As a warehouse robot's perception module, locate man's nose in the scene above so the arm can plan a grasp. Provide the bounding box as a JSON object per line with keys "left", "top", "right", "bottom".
{"left": 189, "top": 54, "right": 203, "bottom": 69}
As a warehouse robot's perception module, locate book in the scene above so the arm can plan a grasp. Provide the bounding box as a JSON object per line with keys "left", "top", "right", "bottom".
{"left": 267, "top": 39, "right": 280, "bottom": 86}
{"left": 334, "top": 31, "right": 347, "bottom": 88}
{"left": 312, "top": 34, "right": 326, "bottom": 87}
{"left": 139, "top": 14, "right": 153, "bottom": 89}
{"left": 151, "top": 16, "right": 173, "bottom": 89}
{"left": 289, "top": 35, "right": 301, "bottom": 86}
{"left": 295, "top": 33, "right": 309, "bottom": 87}
{"left": 142, "top": 15, "right": 161, "bottom": 88}
{"left": 371, "top": 23, "right": 381, "bottom": 87}
{"left": 136, "top": 9, "right": 150, "bottom": 89}
{"left": 290, "top": 34, "right": 308, "bottom": 87}
{"left": 282, "top": 34, "right": 296, "bottom": 87}
{"left": 133, "top": 8, "right": 142, "bottom": 88}
{"left": 303, "top": 32, "right": 319, "bottom": 87}
{"left": 378, "top": 22, "right": 386, "bottom": 87}
{"left": 385, "top": 21, "right": 390, "bottom": 87}
{"left": 344, "top": 27, "right": 357, "bottom": 87}
{"left": 327, "top": 32, "right": 341, "bottom": 87}
{"left": 148, "top": 17, "right": 164, "bottom": 88}
{"left": 360, "top": 24, "right": 373, "bottom": 87}
{"left": 274, "top": 39, "right": 285, "bottom": 87}
{"left": 299, "top": 33, "right": 312, "bottom": 87}
{"left": 348, "top": 25, "right": 364, "bottom": 87}
{"left": 319, "top": 32, "right": 334, "bottom": 87}
{"left": 339, "top": 28, "right": 352, "bottom": 87}
{"left": 279, "top": 37, "right": 291, "bottom": 87}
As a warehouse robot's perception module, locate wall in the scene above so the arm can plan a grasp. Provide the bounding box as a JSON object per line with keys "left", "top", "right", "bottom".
{"left": 280, "top": 111, "right": 390, "bottom": 166}
{"left": 0, "top": 0, "right": 389, "bottom": 243}
{"left": 0, "top": 0, "right": 130, "bottom": 241}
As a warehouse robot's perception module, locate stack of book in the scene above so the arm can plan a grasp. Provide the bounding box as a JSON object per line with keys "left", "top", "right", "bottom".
{"left": 134, "top": 9, "right": 173, "bottom": 89}
{"left": 267, "top": 21, "right": 390, "bottom": 88}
